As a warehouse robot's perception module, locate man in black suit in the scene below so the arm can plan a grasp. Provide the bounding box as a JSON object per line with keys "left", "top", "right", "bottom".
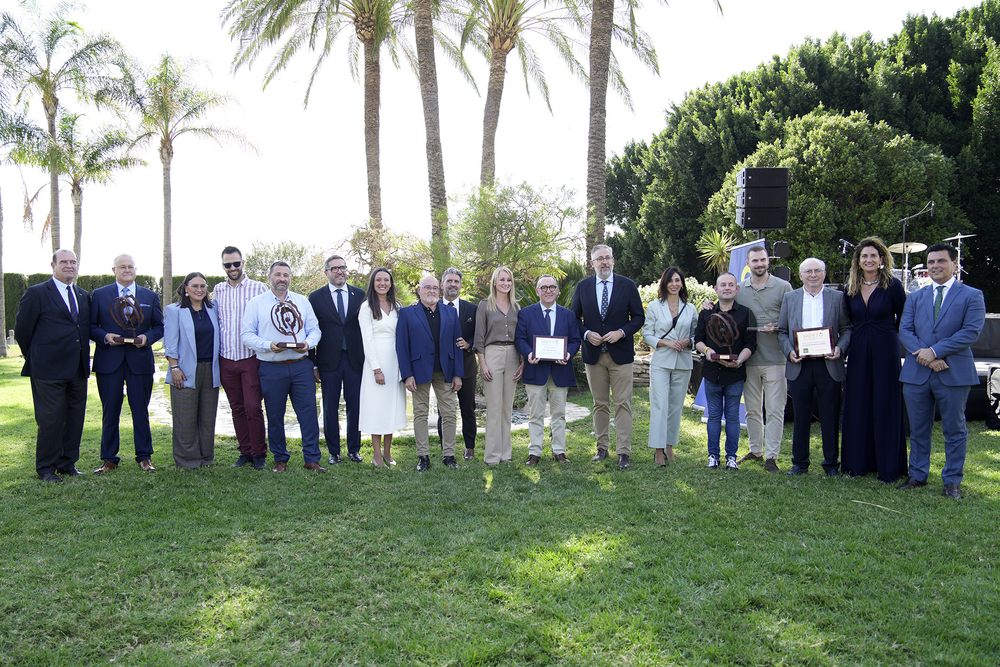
{"left": 14, "top": 250, "right": 92, "bottom": 483}
{"left": 438, "top": 267, "right": 478, "bottom": 460}
{"left": 571, "top": 244, "right": 645, "bottom": 470}
{"left": 309, "top": 254, "right": 366, "bottom": 464}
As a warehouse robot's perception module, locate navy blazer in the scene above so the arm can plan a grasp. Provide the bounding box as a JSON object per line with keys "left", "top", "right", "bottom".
{"left": 308, "top": 283, "right": 366, "bottom": 372}
{"left": 90, "top": 283, "right": 164, "bottom": 375}
{"left": 448, "top": 298, "right": 478, "bottom": 379}
{"left": 515, "top": 303, "right": 581, "bottom": 388}
{"left": 163, "top": 303, "right": 221, "bottom": 388}
{"left": 395, "top": 303, "right": 464, "bottom": 384}
{"left": 14, "top": 279, "right": 91, "bottom": 381}
{"left": 899, "top": 281, "right": 985, "bottom": 387}
{"left": 570, "top": 273, "right": 645, "bottom": 365}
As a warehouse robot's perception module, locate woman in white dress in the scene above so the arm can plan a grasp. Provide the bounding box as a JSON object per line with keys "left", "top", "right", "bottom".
{"left": 358, "top": 268, "right": 407, "bottom": 467}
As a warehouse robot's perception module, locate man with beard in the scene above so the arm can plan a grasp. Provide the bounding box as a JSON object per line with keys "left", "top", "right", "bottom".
{"left": 438, "top": 267, "right": 478, "bottom": 460}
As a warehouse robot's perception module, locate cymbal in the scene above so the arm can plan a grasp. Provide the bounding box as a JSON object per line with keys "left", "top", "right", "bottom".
{"left": 943, "top": 233, "right": 977, "bottom": 241}
{"left": 887, "top": 242, "right": 927, "bottom": 254}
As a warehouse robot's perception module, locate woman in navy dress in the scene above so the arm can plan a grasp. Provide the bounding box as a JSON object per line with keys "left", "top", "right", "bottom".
{"left": 841, "top": 237, "right": 907, "bottom": 482}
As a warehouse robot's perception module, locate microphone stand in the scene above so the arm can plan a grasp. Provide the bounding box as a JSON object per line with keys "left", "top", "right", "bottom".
{"left": 898, "top": 201, "right": 934, "bottom": 291}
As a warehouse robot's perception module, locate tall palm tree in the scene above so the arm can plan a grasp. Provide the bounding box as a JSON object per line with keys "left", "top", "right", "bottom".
{"left": 224, "top": 0, "right": 411, "bottom": 229}
{"left": 126, "top": 55, "right": 247, "bottom": 297}
{"left": 0, "top": 5, "right": 121, "bottom": 253}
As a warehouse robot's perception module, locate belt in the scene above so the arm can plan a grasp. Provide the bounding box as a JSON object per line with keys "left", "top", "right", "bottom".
{"left": 489, "top": 341, "right": 515, "bottom": 346}
{"left": 265, "top": 358, "right": 307, "bottom": 365}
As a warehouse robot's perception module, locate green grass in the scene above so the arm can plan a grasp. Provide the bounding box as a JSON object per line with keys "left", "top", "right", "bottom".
{"left": 1, "top": 353, "right": 998, "bottom": 665}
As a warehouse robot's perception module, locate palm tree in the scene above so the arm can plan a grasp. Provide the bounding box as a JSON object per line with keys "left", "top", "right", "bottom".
{"left": 460, "top": 0, "right": 586, "bottom": 187}
{"left": 126, "top": 55, "right": 248, "bottom": 297}
{"left": 0, "top": 5, "right": 121, "bottom": 253}
{"left": 585, "top": 0, "right": 720, "bottom": 250}
{"left": 224, "top": 0, "right": 411, "bottom": 229}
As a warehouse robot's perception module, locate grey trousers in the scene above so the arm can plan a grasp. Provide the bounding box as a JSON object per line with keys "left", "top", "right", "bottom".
{"left": 170, "top": 362, "right": 219, "bottom": 468}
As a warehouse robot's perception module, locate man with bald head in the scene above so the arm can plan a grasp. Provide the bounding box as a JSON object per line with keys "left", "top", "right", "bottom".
{"left": 90, "top": 254, "right": 164, "bottom": 474}
{"left": 778, "top": 258, "right": 852, "bottom": 477}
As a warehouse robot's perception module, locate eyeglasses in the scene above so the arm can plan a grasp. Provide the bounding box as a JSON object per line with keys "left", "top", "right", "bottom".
{"left": 223, "top": 261, "right": 242, "bottom": 269}
{"left": 802, "top": 268, "right": 825, "bottom": 275}
{"left": 538, "top": 285, "right": 559, "bottom": 291}
{"left": 188, "top": 284, "right": 208, "bottom": 290}
{"left": 592, "top": 255, "right": 613, "bottom": 263}
{"left": 326, "top": 265, "right": 348, "bottom": 272}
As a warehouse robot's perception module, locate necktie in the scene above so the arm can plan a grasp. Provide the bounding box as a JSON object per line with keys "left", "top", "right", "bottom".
{"left": 600, "top": 280, "right": 609, "bottom": 319}
{"left": 67, "top": 285, "right": 78, "bottom": 319}
{"left": 336, "top": 288, "right": 345, "bottom": 320}
{"left": 448, "top": 301, "right": 456, "bottom": 310}
{"left": 934, "top": 285, "right": 944, "bottom": 320}
{"left": 122, "top": 286, "right": 133, "bottom": 316}
{"left": 544, "top": 308, "right": 552, "bottom": 335}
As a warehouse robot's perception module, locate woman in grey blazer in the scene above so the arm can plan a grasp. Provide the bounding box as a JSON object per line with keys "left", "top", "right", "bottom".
{"left": 643, "top": 267, "right": 697, "bottom": 466}
{"left": 164, "top": 272, "right": 221, "bottom": 468}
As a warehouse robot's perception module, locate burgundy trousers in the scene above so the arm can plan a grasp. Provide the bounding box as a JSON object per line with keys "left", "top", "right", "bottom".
{"left": 220, "top": 356, "right": 266, "bottom": 458}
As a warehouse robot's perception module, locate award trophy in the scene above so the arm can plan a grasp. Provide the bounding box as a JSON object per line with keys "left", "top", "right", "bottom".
{"left": 110, "top": 294, "right": 144, "bottom": 344}
{"left": 705, "top": 312, "right": 739, "bottom": 361}
{"left": 271, "top": 300, "right": 305, "bottom": 349}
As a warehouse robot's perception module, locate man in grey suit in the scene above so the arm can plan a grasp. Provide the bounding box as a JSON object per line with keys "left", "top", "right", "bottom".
{"left": 778, "top": 258, "right": 852, "bottom": 476}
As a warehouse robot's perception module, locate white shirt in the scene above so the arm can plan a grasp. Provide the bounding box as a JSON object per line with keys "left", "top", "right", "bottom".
{"left": 116, "top": 281, "right": 136, "bottom": 298}
{"left": 443, "top": 298, "right": 460, "bottom": 310}
{"left": 801, "top": 288, "right": 824, "bottom": 329}
{"left": 51, "top": 277, "right": 76, "bottom": 313}
{"left": 328, "top": 283, "right": 349, "bottom": 315}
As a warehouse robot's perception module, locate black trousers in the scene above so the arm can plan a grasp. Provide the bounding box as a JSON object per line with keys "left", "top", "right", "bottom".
{"left": 31, "top": 376, "right": 87, "bottom": 476}
{"left": 788, "top": 359, "right": 841, "bottom": 471}
{"left": 438, "top": 376, "right": 477, "bottom": 450}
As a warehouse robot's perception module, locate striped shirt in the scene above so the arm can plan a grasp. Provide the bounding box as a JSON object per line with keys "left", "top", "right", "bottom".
{"left": 213, "top": 276, "right": 268, "bottom": 361}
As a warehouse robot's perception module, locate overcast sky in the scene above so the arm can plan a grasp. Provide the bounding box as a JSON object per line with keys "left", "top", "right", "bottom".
{"left": 0, "top": 0, "right": 975, "bottom": 276}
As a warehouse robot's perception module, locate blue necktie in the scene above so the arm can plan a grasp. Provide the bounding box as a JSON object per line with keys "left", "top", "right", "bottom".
{"left": 67, "top": 285, "right": 78, "bottom": 320}
{"left": 336, "top": 288, "right": 346, "bottom": 320}
{"left": 122, "top": 286, "right": 133, "bottom": 316}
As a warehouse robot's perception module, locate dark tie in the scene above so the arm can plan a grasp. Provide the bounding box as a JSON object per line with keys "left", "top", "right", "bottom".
{"left": 600, "top": 280, "right": 609, "bottom": 319}
{"left": 934, "top": 285, "right": 944, "bottom": 320}
{"left": 336, "top": 288, "right": 345, "bottom": 320}
{"left": 544, "top": 308, "right": 552, "bottom": 335}
{"left": 448, "top": 301, "right": 456, "bottom": 311}
{"left": 67, "top": 285, "right": 78, "bottom": 319}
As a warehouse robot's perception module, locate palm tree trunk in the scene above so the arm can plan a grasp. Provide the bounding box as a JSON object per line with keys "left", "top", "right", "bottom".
{"left": 71, "top": 182, "right": 82, "bottom": 266}
{"left": 0, "top": 184, "right": 7, "bottom": 358}
{"left": 363, "top": 38, "right": 383, "bottom": 228}
{"left": 586, "top": 0, "right": 615, "bottom": 251}
{"left": 160, "top": 140, "right": 173, "bottom": 299}
{"left": 45, "top": 106, "right": 60, "bottom": 252}
{"left": 415, "top": 0, "right": 449, "bottom": 273}
{"left": 481, "top": 49, "right": 509, "bottom": 188}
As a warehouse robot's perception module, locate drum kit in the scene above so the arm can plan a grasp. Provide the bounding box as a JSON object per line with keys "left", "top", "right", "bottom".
{"left": 887, "top": 233, "right": 975, "bottom": 290}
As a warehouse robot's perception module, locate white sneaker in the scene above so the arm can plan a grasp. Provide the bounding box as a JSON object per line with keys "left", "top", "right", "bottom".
{"left": 726, "top": 456, "right": 739, "bottom": 470}
{"left": 707, "top": 455, "right": 719, "bottom": 469}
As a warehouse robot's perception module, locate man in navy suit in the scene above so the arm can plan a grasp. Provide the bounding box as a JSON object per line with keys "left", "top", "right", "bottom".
{"left": 90, "top": 254, "right": 164, "bottom": 473}
{"left": 14, "top": 250, "right": 91, "bottom": 482}
{"left": 571, "top": 244, "right": 645, "bottom": 470}
{"left": 438, "top": 267, "right": 478, "bottom": 460}
{"left": 516, "top": 275, "right": 582, "bottom": 464}
{"left": 898, "top": 243, "right": 985, "bottom": 499}
{"left": 396, "top": 274, "right": 464, "bottom": 471}
{"left": 309, "top": 254, "right": 366, "bottom": 464}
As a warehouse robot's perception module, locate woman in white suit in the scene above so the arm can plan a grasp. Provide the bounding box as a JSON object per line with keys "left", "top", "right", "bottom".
{"left": 643, "top": 267, "right": 697, "bottom": 467}
{"left": 164, "top": 272, "right": 221, "bottom": 468}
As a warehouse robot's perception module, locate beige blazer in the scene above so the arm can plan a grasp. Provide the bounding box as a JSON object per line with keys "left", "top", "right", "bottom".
{"left": 643, "top": 300, "right": 697, "bottom": 370}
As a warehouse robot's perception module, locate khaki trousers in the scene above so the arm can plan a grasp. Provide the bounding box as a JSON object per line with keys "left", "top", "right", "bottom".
{"left": 743, "top": 363, "right": 786, "bottom": 459}
{"left": 412, "top": 372, "right": 458, "bottom": 457}
{"left": 525, "top": 378, "right": 568, "bottom": 456}
{"left": 584, "top": 352, "right": 634, "bottom": 455}
{"left": 483, "top": 344, "right": 519, "bottom": 464}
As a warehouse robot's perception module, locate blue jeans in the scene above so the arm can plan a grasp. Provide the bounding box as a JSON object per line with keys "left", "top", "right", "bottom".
{"left": 258, "top": 358, "right": 321, "bottom": 464}
{"left": 705, "top": 379, "right": 744, "bottom": 459}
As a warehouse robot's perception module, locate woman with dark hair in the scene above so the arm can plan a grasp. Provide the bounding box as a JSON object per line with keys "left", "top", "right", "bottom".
{"left": 358, "top": 268, "right": 407, "bottom": 466}
{"left": 841, "top": 236, "right": 907, "bottom": 482}
{"left": 642, "top": 267, "right": 697, "bottom": 466}
{"left": 164, "top": 272, "right": 220, "bottom": 468}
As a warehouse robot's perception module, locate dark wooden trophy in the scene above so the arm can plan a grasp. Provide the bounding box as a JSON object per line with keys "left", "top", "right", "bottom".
{"left": 705, "top": 312, "right": 738, "bottom": 361}
{"left": 271, "top": 300, "right": 305, "bottom": 349}
{"left": 110, "top": 294, "right": 144, "bottom": 344}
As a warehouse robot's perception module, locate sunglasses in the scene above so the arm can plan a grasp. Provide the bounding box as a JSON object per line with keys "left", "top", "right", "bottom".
{"left": 223, "top": 261, "right": 242, "bottom": 269}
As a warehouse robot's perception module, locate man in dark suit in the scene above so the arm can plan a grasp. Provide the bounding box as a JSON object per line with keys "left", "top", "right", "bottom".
{"left": 89, "top": 254, "right": 164, "bottom": 473}
{"left": 438, "top": 267, "right": 478, "bottom": 460}
{"left": 396, "top": 274, "right": 464, "bottom": 471}
{"left": 14, "top": 250, "right": 91, "bottom": 482}
{"left": 571, "top": 244, "right": 645, "bottom": 470}
{"left": 898, "top": 243, "right": 985, "bottom": 499}
{"left": 778, "top": 258, "right": 852, "bottom": 477}
{"left": 309, "top": 254, "right": 366, "bottom": 464}
{"left": 516, "top": 274, "right": 582, "bottom": 464}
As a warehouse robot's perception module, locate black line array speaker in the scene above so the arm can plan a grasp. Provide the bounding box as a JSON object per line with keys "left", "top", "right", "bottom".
{"left": 736, "top": 167, "right": 789, "bottom": 230}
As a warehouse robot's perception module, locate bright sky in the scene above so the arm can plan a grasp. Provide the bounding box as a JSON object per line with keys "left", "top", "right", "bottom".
{"left": 0, "top": 0, "right": 975, "bottom": 277}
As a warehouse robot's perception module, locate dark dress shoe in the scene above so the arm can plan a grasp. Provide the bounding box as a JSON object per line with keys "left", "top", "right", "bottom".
{"left": 57, "top": 467, "right": 83, "bottom": 476}
{"left": 464, "top": 448, "right": 475, "bottom": 460}
{"left": 592, "top": 449, "right": 608, "bottom": 462}
{"left": 252, "top": 456, "right": 267, "bottom": 470}
{"left": 272, "top": 462, "right": 288, "bottom": 473}
{"left": 825, "top": 467, "right": 839, "bottom": 477}
{"left": 786, "top": 465, "right": 808, "bottom": 476}
{"left": 303, "top": 462, "right": 327, "bottom": 473}
{"left": 328, "top": 454, "right": 342, "bottom": 465}
{"left": 39, "top": 472, "right": 63, "bottom": 483}
{"left": 942, "top": 483, "right": 962, "bottom": 499}
{"left": 138, "top": 459, "right": 156, "bottom": 472}
{"left": 232, "top": 455, "right": 252, "bottom": 468}
{"left": 738, "top": 452, "right": 763, "bottom": 465}
{"left": 618, "top": 454, "right": 631, "bottom": 470}
{"left": 763, "top": 459, "right": 780, "bottom": 473}
{"left": 93, "top": 460, "right": 117, "bottom": 474}
{"left": 443, "top": 456, "right": 458, "bottom": 469}
{"left": 897, "top": 478, "right": 927, "bottom": 490}
{"left": 525, "top": 454, "right": 541, "bottom": 466}
{"left": 416, "top": 456, "right": 431, "bottom": 472}
{"left": 553, "top": 453, "right": 569, "bottom": 463}
{"left": 348, "top": 452, "right": 363, "bottom": 463}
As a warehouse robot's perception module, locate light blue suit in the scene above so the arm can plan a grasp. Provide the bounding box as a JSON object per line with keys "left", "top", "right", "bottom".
{"left": 899, "top": 280, "right": 985, "bottom": 485}
{"left": 163, "top": 303, "right": 221, "bottom": 389}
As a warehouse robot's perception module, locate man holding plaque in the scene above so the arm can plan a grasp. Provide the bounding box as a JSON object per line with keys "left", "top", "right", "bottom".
{"left": 778, "top": 258, "right": 852, "bottom": 477}
{"left": 241, "top": 261, "right": 324, "bottom": 473}
{"left": 515, "top": 275, "right": 582, "bottom": 464}
{"left": 14, "top": 250, "right": 91, "bottom": 482}
{"left": 90, "top": 254, "right": 164, "bottom": 474}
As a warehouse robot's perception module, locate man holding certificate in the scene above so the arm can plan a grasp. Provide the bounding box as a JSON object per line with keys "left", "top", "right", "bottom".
{"left": 515, "top": 275, "right": 582, "bottom": 464}
{"left": 778, "top": 258, "right": 852, "bottom": 477}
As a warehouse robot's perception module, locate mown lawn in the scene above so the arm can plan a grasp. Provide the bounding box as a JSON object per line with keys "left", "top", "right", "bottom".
{"left": 1, "top": 353, "right": 998, "bottom": 665}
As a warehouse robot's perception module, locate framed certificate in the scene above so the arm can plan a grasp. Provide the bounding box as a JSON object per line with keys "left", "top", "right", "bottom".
{"left": 794, "top": 327, "right": 833, "bottom": 358}
{"left": 533, "top": 335, "right": 567, "bottom": 361}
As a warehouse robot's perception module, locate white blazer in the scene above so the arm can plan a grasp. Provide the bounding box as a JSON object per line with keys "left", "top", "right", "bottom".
{"left": 642, "top": 299, "right": 697, "bottom": 370}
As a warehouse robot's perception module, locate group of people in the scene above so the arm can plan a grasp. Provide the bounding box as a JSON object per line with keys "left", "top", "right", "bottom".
{"left": 14, "top": 240, "right": 984, "bottom": 498}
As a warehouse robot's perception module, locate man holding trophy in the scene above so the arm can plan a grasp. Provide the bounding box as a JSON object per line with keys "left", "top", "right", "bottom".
{"left": 241, "top": 261, "right": 324, "bottom": 473}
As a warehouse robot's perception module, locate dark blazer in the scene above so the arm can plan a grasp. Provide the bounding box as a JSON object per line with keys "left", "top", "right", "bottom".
{"left": 14, "top": 279, "right": 91, "bottom": 380}
{"left": 899, "top": 281, "right": 985, "bottom": 387}
{"left": 90, "top": 283, "right": 163, "bottom": 375}
{"left": 446, "top": 298, "right": 478, "bottom": 379}
{"left": 571, "top": 273, "right": 645, "bottom": 365}
{"left": 778, "top": 287, "right": 852, "bottom": 382}
{"left": 515, "top": 303, "right": 581, "bottom": 387}
{"left": 309, "top": 283, "right": 366, "bottom": 372}
{"left": 395, "top": 303, "right": 464, "bottom": 384}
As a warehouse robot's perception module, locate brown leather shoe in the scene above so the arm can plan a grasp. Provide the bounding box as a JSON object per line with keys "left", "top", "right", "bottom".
{"left": 553, "top": 453, "right": 569, "bottom": 463}
{"left": 137, "top": 459, "right": 156, "bottom": 472}
{"left": 525, "top": 454, "right": 541, "bottom": 466}
{"left": 92, "top": 460, "right": 118, "bottom": 474}
{"left": 464, "top": 448, "right": 475, "bottom": 460}
{"left": 738, "top": 452, "right": 764, "bottom": 465}
{"left": 303, "top": 462, "right": 327, "bottom": 473}
{"left": 272, "top": 462, "right": 288, "bottom": 473}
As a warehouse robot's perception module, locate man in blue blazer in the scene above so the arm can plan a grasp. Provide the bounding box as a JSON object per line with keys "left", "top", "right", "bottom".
{"left": 396, "top": 274, "right": 464, "bottom": 471}
{"left": 516, "top": 275, "right": 582, "bottom": 464}
{"left": 89, "top": 254, "right": 164, "bottom": 473}
{"left": 898, "top": 243, "right": 986, "bottom": 499}
{"left": 14, "top": 250, "right": 91, "bottom": 482}
{"left": 570, "top": 244, "right": 645, "bottom": 469}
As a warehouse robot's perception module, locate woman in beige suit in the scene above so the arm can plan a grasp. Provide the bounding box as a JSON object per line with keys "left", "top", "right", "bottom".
{"left": 643, "top": 267, "right": 697, "bottom": 466}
